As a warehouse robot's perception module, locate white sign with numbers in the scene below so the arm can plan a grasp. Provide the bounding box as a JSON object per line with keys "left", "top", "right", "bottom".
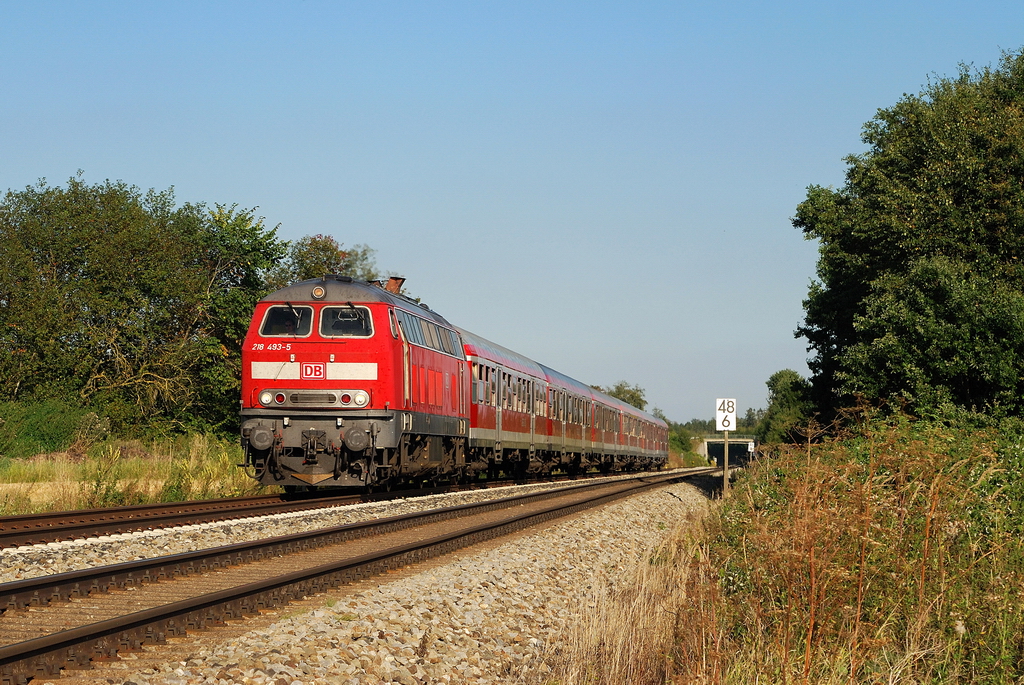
{"left": 715, "top": 398, "right": 736, "bottom": 432}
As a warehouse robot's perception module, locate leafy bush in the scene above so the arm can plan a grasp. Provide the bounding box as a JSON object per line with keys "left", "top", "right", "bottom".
{"left": 0, "top": 400, "right": 106, "bottom": 459}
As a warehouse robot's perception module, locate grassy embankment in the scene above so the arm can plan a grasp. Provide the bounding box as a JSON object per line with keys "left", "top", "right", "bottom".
{"left": 547, "top": 416, "right": 1024, "bottom": 684}
{"left": 0, "top": 400, "right": 260, "bottom": 514}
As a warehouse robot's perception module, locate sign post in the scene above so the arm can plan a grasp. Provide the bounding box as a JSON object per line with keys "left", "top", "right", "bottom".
{"left": 715, "top": 398, "right": 736, "bottom": 496}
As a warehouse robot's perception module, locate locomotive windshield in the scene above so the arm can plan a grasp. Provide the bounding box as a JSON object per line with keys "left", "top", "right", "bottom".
{"left": 320, "top": 306, "right": 373, "bottom": 337}
{"left": 260, "top": 305, "right": 313, "bottom": 336}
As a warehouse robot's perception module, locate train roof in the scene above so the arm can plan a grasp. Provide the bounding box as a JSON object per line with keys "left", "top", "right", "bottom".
{"left": 262, "top": 277, "right": 664, "bottom": 428}
{"left": 458, "top": 328, "right": 665, "bottom": 427}
{"left": 456, "top": 327, "right": 546, "bottom": 378}
{"left": 260, "top": 276, "right": 456, "bottom": 328}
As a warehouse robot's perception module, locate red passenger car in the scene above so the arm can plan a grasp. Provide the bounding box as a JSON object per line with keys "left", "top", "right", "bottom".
{"left": 240, "top": 276, "right": 667, "bottom": 489}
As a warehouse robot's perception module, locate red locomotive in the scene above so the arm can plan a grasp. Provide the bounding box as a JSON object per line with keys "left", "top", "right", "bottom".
{"left": 240, "top": 275, "right": 668, "bottom": 489}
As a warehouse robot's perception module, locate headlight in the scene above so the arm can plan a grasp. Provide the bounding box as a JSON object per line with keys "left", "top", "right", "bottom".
{"left": 259, "top": 391, "right": 273, "bottom": 406}
{"left": 353, "top": 391, "right": 369, "bottom": 407}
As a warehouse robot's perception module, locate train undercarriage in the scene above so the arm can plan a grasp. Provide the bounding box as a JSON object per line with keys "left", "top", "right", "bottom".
{"left": 241, "top": 410, "right": 659, "bottom": 491}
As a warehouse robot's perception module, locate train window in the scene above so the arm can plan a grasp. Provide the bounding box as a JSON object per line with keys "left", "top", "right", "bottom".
{"left": 388, "top": 309, "right": 399, "bottom": 338}
{"left": 406, "top": 319, "right": 458, "bottom": 357}
{"left": 320, "top": 306, "right": 373, "bottom": 337}
{"left": 397, "top": 310, "right": 424, "bottom": 346}
{"left": 437, "top": 328, "right": 451, "bottom": 354}
{"left": 260, "top": 305, "right": 314, "bottom": 337}
{"left": 471, "top": 364, "right": 480, "bottom": 403}
{"left": 430, "top": 324, "right": 443, "bottom": 352}
{"left": 447, "top": 330, "right": 462, "bottom": 357}
{"left": 438, "top": 329, "right": 455, "bottom": 355}
{"left": 421, "top": 321, "right": 437, "bottom": 350}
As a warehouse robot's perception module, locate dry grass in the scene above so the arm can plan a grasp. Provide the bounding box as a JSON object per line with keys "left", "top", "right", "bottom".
{"left": 538, "top": 417, "right": 1024, "bottom": 684}
{"left": 669, "top": 418, "right": 1024, "bottom": 684}
{"left": 0, "top": 433, "right": 264, "bottom": 514}
{"left": 542, "top": 509, "right": 709, "bottom": 685}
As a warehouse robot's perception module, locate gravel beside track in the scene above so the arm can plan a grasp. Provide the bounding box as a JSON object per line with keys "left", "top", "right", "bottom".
{"left": 69, "top": 482, "right": 707, "bottom": 685}
{"left": 0, "top": 472, "right": 684, "bottom": 584}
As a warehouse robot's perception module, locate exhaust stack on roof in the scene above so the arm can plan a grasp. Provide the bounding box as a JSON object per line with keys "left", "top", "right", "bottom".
{"left": 385, "top": 276, "right": 406, "bottom": 294}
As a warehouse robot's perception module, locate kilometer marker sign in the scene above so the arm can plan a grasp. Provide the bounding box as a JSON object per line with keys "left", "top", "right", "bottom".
{"left": 716, "top": 398, "right": 736, "bottom": 496}
{"left": 715, "top": 398, "right": 736, "bottom": 432}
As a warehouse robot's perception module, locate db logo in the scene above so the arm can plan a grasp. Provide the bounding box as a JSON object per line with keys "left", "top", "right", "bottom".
{"left": 301, "top": 362, "right": 326, "bottom": 380}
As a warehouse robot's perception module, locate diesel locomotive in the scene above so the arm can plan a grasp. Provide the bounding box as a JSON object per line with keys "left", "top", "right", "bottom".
{"left": 239, "top": 275, "right": 668, "bottom": 489}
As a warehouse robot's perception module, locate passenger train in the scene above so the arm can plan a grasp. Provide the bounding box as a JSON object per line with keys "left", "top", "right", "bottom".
{"left": 239, "top": 275, "right": 668, "bottom": 489}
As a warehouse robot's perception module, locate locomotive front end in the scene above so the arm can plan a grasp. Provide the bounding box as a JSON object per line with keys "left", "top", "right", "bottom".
{"left": 240, "top": 276, "right": 405, "bottom": 489}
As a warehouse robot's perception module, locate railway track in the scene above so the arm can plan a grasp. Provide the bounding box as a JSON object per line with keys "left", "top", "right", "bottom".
{"left": 0, "top": 470, "right": 671, "bottom": 549}
{"left": 0, "top": 493, "right": 363, "bottom": 549}
{"left": 0, "top": 469, "right": 712, "bottom": 684}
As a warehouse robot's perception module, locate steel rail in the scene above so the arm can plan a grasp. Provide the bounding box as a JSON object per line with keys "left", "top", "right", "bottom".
{"left": 0, "top": 469, "right": 710, "bottom": 616}
{"left": 0, "top": 469, "right": 689, "bottom": 549}
{"left": 0, "top": 493, "right": 364, "bottom": 549}
{"left": 0, "top": 469, "right": 711, "bottom": 684}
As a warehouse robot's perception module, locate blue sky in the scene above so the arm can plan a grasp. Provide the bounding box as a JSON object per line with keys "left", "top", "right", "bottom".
{"left": 1, "top": 2, "right": 1022, "bottom": 421}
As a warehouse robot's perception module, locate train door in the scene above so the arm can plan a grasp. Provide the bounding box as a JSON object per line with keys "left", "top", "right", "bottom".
{"left": 526, "top": 379, "right": 534, "bottom": 455}
{"left": 589, "top": 401, "right": 598, "bottom": 454}
{"left": 557, "top": 390, "right": 566, "bottom": 456}
{"left": 391, "top": 308, "right": 411, "bottom": 409}
{"left": 495, "top": 367, "right": 503, "bottom": 457}
{"left": 458, "top": 363, "right": 466, "bottom": 416}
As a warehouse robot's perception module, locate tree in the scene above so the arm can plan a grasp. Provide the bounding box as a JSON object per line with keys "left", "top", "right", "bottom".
{"left": 794, "top": 50, "right": 1024, "bottom": 417}
{"left": 0, "top": 176, "right": 286, "bottom": 430}
{"left": 193, "top": 204, "right": 289, "bottom": 428}
{"left": 267, "top": 234, "right": 381, "bottom": 289}
{"left": 596, "top": 380, "right": 647, "bottom": 411}
{"left": 755, "top": 370, "right": 813, "bottom": 444}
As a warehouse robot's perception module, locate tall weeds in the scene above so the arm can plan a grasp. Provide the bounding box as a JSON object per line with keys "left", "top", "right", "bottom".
{"left": 546, "top": 512, "right": 706, "bottom": 684}
{"left": 159, "top": 433, "right": 259, "bottom": 501}
{"left": 672, "top": 417, "right": 1024, "bottom": 683}
{"left": 0, "top": 433, "right": 262, "bottom": 514}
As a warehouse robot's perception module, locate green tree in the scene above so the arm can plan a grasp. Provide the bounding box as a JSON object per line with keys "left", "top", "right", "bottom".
{"left": 193, "top": 204, "right": 289, "bottom": 428}
{"left": 596, "top": 380, "right": 647, "bottom": 411}
{"left": 738, "top": 407, "right": 764, "bottom": 432}
{"left": 267, "top": 234, "right": 380, "bottom": 289}
{"left": 755, "top": 369, "right": 812, "bottom": 444}
{"left": 795, "top": 50, "right": 1024, "bottom": 417}
{"left": 0, "top": 176, "right": 285, "bottom": 431}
